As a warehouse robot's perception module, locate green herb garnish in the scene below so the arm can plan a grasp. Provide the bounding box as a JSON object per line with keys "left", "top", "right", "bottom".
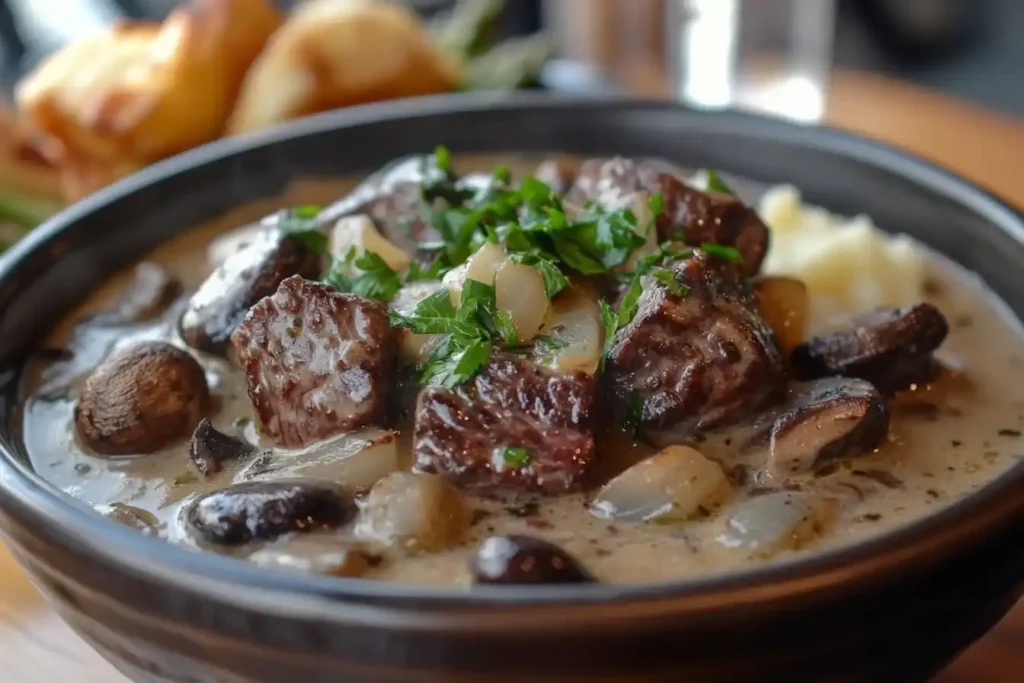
{"left": 649, "top": 267, "right": 690, "bottom": 297}
{"left": 507, "top": 251, "right": 568, "bottom": 299}
{"left": 278, "top": 206, "right": 328, "bottom": 254}
{"left": 323, "top": 247, "right": 402, "bottom": 301}
{"left": 598, "top": 300, "right": 619, "bottom": 372}
{"left": 390, "top": 277, "right": 519, "bottom": 387}
{"left": 700, "top": 242, "right": 743, "bottom": 264}
{"left": 697, "top": 169, "right": 737, "bottom": 197}
{"left": 496, "top": 445, "right": 532, "bottom": 469}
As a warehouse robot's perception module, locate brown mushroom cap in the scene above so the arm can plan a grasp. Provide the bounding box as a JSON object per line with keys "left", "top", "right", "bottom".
{"left": 75, "top": 341, "right": 209, "bottom": 456}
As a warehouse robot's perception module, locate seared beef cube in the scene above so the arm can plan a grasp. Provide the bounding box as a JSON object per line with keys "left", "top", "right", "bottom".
{"left": 230, "top": 276, "right": 394, "bottom": 448}
{"left": 566, "top": 157, "right": 769, "bottom": 275}
{"left": 791, "top": 303, "right": 949, "bottom": 393}
{"left": 605, "top": 251, "right": 785, "bottom": 436}
{"left": 181, "top": 215, "right": 320, "bottom": 354}
{"left": 413, "top": 355, "right": 596, "bottom": 495}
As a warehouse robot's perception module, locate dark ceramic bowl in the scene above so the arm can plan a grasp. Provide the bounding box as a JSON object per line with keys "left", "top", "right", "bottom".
{"left": 1, "top": 94, "right": 1023, "bottom": 683}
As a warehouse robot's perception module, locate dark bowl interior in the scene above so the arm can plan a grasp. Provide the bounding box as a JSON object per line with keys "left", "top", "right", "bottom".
{"left": 1, "top": 93, "right": 1023, "bottom": 682}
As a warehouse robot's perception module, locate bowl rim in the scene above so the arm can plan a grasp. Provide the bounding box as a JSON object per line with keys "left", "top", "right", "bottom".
{"left": 2, "top": 91, "right": 1023, "bottom": 626}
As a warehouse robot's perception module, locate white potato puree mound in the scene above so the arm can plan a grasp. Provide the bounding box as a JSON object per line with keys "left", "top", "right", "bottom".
{"left": 757, "top": 185, "right": 925, "bottom": 330}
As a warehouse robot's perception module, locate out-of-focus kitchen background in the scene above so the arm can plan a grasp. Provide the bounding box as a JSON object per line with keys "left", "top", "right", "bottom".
{"left": 2, "top": 0, "right": 1021, "bottom": 111}
{"left": 0, "top": 0, "right": 1021, "bottom": 249}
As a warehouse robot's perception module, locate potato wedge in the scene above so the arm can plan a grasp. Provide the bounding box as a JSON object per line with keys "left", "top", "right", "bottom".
{"left": 227, "top": 0, "right": 461, "bottom": 134}
{"left": 17, "top": 0, "right": 281, "bottom": 199}
{"left": 753, "top": 276, "right": 809, "bottom": 355}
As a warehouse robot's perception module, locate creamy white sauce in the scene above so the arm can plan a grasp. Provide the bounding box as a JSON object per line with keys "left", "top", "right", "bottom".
{"left": 18, "top": 159, "right": 1024, "bottom": 587}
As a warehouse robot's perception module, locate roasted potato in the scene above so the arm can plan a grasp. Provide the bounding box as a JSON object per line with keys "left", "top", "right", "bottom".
{"left": 16, "top": 0, "right": 281, "bottom": 200}
{"left": 227, "top": 0, "right": 461, "bottom": 134}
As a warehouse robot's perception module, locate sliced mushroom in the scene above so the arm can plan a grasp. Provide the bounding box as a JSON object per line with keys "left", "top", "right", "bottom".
{"left": 97, "top": 503, "right": 161, "bottom": 535}
{"left": 791, "top": 303, "right": 949, "bottom": 392}
{"left": 187, "top": 480, "right": 355, "bottom": 546}
{"left": 753, "top": 276, "right": 809, "bottom": 355}
{"left": 470, "top": 535, "right": 595, "bottom": 584}
{"left": 766, "top": 378, "right": 890, "bottom": 479}
{"left": 180, "top": 215, "right": 321, "bottom": 354}
{"left": 239, "top": 427, "right": 399, "bottom": 491}
{"left": 248, "top": 537, "right": 379, "bottom": 577}
{"left": 189, "top": 418, "right": 256, "bottom": 477}
{"left": 590, "top": 445, "right": 731, "bottom": 523}
{"left": 716, "top": 492, "right": 834, "bottom": 558}
{"left": 355, "top": 472, "right": 469, "bottom": 552}
{"left": 75, "top": 341, "right": 209, "bottom": 456}
{"left": 98, "top": 262, "right": 181, "bottom": 324}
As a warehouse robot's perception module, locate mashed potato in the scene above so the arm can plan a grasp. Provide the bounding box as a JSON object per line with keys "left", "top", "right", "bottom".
{"left": 757, "top": 185, "right": 925, "bottom": 329}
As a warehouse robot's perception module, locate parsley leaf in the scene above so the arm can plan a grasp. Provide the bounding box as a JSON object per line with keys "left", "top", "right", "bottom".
{"left": 494, "top": 310, "right": 519, "bottom": 346}
{"left": 649, "top": 267, "right": 690, "bottom": 297}
{"left": 278, "top": 206, "right": 328, "bottom": 254}
{"left": 598, "top": 300, "right": 619, "bottom": 372}
{"left": 507, "top": 252, "right": 568, "bottom": 299}
{"left": 323, "top": 249, "right": 402, "bottom": 301}
{"left": 405, "top": 257, "right": 448, "bottom": 282}
{"left": 422, "top": 338, "right": 492, "bottom": 389}
{"left": 696, "top": 169, "right": 737, "bottom": 197}
{"left": 617, "top": 276, "right": 644, "bottom": 327}
{"left": 700, "top": 242, "right": 743, "bottom": 263}
{"left": 495, "top": 445, "right": 531, "bottom": 469}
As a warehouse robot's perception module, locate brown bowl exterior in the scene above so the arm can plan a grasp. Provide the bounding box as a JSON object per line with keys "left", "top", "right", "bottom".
{"left": 1, "top": 93, "right": 1024, "bottom": 682}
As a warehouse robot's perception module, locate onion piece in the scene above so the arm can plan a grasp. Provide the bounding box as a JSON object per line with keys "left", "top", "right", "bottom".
{"left": 620, "top": 191, "right": 659, "bottom": 271}
{"left": 753, "top": 276, "right": 810, "bottom": 354}
{"left": 330, "top": 214, "right": 411, "bottom": 273}
{"left": 590, "top": 445, "right": 731, "bottom": 523}
{"left": 495, "top": 260, "right": 548, "bottom": 343}
{"left": 355, "top": 471, "right": 469, "bottom": 552}
{"left": 535, "top": 285, "right": 602, "bottom": 375}
{"left": 715, "top": 492, "right": 834, "bottom": 558}
{"left": 443, "top": 241, "right": 506, "bottom": 305}
{"left": 236, "top": 427, "right": 398, "bottom": 491}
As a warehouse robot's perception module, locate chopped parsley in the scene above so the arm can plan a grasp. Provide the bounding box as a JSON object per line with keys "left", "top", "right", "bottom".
{"left": 700, "top": 242, "right": 743, "bottom": 264}
{"left": 496, "top": 445, "right": 532, "bottom": 469}
{"left": 598, "top": 300, "right": 618, "bottom": 372}
{"left": 695, "top": 169, "right": 737, "bottom": 197}
{"left": 390, "top": 278, "right": 517, "bottom": 387}
{"left": 323, "top": 246, "right": 402, "bottom": 301}
{"left": 278, "top": 205, "right": 328, "bottom": 254}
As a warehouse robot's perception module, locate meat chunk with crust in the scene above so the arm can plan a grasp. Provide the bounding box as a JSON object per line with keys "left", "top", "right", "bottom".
{"left": 230, "top": 276, "right": 394, "bottom": 448}
{"left": 566, "top": 157, "right": 770, "bottom": 275}
{"left": 412, "top": 355, "right": 596, "bottom": 495}
{"left": 604, "top": 251, "right": 786, "bottom": 438}
{"left": 791, "top": 303, "right": 949, "bottom": 393}
{"left": 181, "top": 214, "right": 321, "bottom": 354}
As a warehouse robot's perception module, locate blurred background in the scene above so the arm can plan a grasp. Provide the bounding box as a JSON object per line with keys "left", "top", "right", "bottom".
{"left": 0, "top": 0, "right": 1021, "bottom": 114}
{"left": 0, "top": 0, "right": 1021, "bottom": 247}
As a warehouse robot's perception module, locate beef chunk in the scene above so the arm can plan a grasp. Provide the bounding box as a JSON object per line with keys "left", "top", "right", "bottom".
{"left": 791, "top": 303, "right": 949, "bottom": 393}
{"left": 565, "top": 157, "right": 770, "bottom": 275}
{"left": 230, "top": 276, "right": 394, "bottom": 448}
{"left": 765, "top": 378, "right": 890, "bottom": 478}
{"left": 412, "top": 355, "right": 596, "bottom": 495}
{"left": 180, "top": 215, "right": 320, "bottom": 354}
{"left": 604, "top": 251, "right": 785, "bottom": 437}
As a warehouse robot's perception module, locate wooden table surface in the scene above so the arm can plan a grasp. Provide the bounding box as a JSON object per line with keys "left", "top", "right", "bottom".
{"left": 2, "top": 71, "right": 1024, "bottom": 682}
